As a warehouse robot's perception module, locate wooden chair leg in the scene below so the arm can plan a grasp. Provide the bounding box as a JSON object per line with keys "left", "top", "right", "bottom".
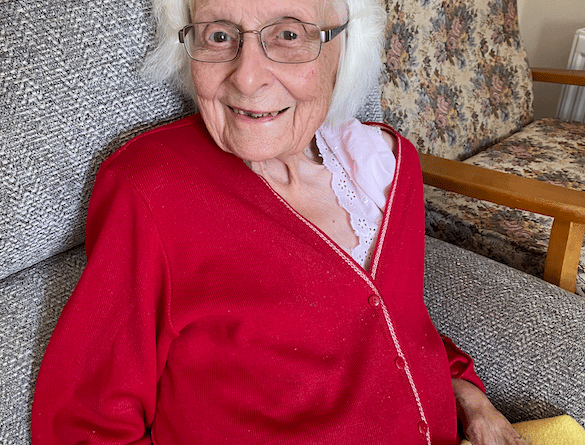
{"left": 544, "top": 219, "right": 585, "bottom": 293}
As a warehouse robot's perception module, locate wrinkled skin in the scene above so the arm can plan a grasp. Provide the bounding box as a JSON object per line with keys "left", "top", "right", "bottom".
{"left": 190, "top": 0, "right": 341, "bottom": 164}
{"left": 453, "top": 379, "right": 530, "bottom": 445}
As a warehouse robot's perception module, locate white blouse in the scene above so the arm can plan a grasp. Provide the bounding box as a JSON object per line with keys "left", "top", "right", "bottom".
{"left": 316, "top": 119, "right": 396, "bottom": 269}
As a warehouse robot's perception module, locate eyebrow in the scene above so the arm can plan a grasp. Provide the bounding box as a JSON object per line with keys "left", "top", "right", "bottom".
{"left": 193, "top": 13, "right": 313, "bottom": 28}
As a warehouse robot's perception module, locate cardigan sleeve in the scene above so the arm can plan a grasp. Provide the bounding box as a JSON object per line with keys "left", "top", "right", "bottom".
{"left": 442, "top": 335, "right": 486, "bottom": 393}
{"left": 32, "top": 166, "right": 175, "bottom": 444}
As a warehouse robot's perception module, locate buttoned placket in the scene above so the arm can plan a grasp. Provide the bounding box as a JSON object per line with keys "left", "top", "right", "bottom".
{"left": 260, "top": 131, "right": 432, "bottom": 445}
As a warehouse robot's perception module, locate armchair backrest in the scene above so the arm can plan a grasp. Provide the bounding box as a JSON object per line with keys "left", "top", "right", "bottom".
{"left": 0, "top": 0, "right": 195, "bottom": 280}
{"left": 380, "top": 0, "right": 534, "bottom": 160}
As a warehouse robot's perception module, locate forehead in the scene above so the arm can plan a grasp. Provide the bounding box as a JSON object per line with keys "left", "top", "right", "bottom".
{"left": 191, "top": 0, "right": 334, "bottom": 25}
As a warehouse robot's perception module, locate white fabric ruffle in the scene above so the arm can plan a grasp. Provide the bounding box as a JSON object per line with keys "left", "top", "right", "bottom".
{"left": 316, "top": 119, "right": 396, "bottom": 269}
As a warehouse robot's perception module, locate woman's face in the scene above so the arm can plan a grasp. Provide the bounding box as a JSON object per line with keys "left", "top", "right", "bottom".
{"left": 190, "top": 0, "right": 342, "bottom": 163}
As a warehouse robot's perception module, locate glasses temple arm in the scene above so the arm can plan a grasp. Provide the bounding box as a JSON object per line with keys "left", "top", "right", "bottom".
{"left": 320, "top": 21, "right": 348, "bottom": 42}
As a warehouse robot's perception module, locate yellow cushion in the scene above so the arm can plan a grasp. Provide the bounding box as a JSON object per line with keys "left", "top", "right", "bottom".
{"left": 460, "top": 415, "right": 585, "bottom": 445}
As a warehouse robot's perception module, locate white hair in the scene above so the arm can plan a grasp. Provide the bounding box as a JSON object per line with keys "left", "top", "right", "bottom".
{"left": 142, "top": 0, "right": 386, "bottom": 129}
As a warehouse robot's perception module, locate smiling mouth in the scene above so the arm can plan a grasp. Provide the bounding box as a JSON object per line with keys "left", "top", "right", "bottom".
{"left": 229, "top": 106, "right": 289, "bottom": 119}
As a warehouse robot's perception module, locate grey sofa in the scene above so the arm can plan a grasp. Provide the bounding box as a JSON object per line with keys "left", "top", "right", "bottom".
{"left": 1, "top": 1, "right": 584, "bottom": 443}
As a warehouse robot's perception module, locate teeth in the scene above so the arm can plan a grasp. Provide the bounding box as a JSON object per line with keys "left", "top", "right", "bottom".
{"left": 233, "top": 108, "right": 281, "bottom": 118}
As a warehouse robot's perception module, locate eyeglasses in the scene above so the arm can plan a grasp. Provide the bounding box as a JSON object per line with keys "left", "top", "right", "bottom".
{"left": 178, "top": 19, "right": 348, "bottom": 64}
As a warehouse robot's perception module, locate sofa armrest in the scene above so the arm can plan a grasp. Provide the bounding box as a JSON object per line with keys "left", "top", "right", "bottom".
{"left": 424, "top": 236, "right": 585, "bottom": 428}
{"left": 531, "top": 67, "right": 585, "bottom": 87}
{"left": 419, "top": 153, "right": 585, "bottom": 293}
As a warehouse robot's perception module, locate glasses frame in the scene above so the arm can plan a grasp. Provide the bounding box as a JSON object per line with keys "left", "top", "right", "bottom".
{"left": 178, "top": 20, "right": 349, "bottom": 64}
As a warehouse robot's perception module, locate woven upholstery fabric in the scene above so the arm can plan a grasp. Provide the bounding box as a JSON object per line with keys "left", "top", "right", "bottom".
{"left": 380, "top": 0, "right": 533, "bottom": 160}
{"left": 354, "top": 84, "right": 384, "bottom": 123}
{"left": 0, "top": 0, "right": 195, "bottom": 280}
{"left": 425, "top": 117, "right": 585, "bottom": 296}
{"left": 424, "top": 236, "right": 585, "bottom": 428}
{"left": 377, "top": 0, "right": 585, "bottom": 294}
{"left": 0, "top": 246, "right": 86, "bottom": 445}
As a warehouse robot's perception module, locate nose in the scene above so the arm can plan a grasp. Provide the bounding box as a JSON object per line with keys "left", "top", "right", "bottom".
{"left": 228, "top": 32, "right": 274, "bottom": 96}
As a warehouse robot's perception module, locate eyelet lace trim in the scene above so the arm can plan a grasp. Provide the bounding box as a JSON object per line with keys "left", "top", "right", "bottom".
{"left": 315, "top": 122, "right": 393, "bottom": 269}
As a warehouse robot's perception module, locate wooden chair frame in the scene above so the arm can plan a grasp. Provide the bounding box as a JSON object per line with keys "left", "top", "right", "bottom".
{"left": 420, "top": 68, "right": 585, "bottom": 293}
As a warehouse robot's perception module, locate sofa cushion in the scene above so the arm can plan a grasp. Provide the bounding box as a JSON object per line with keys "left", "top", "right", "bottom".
{"left": 380, "top": 0, "right": 533, "bottom": 160}
{"left": 424, "top": 117, "right": 585, "bottom": 296}
{"left": 0, "top": 0, "right": 195, "bottom": 280}
{"left": 355, "top": 84, "right": 384, "bottom": 123}
{"left": 0, "top": 246, "right": 86, "bottom": 443}
{"left": 424, "top": 236, "right": 585, "bottom": 428}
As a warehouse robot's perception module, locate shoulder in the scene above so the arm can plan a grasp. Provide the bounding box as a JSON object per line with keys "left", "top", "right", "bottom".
{"left": 91, "top": 113, "right": 255, "bottom": 211}
{"left": 380, "top": 128, "right": 397, "bottom": 157}
{"left": 94, "top": 113, "right": 237, "bottom": 195}
{"left": 101, "top": 114, "right": 212, "bottom": 172}
{"left": 363, "top": 121, "right": 419, "bottom": 163}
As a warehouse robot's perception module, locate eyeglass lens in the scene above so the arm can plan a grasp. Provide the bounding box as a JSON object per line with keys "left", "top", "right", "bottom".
{"left": 183, "top": 21, "right": 323, "bottom": 63}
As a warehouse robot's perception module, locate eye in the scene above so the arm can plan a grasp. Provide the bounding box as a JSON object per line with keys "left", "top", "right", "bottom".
{"left": 279, "top": 30, "right": 299, "bottom": 41}
{"left": 209, "top": 31, "right": 231, "bottom": 43}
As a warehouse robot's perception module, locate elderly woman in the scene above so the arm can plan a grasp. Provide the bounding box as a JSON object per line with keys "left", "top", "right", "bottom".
{"left": 32, "top": 0, "right": 528, "bottom": 444}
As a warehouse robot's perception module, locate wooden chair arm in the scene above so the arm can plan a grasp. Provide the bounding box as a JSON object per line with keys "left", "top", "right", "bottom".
{"left": 419, "top": 153, "right": 585, "bottom": 293}
{"left": 531, "top": 67, "right": 585, "bottom": 86}
{"left": 419, "top": 153, "right": 585, "bottom": 222}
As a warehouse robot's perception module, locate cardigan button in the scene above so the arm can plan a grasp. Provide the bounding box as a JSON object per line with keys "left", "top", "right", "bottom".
{"left": 418, "top": 420, "right": 429, "bottom": 435}
{"left": 394, "top": 356, "right": 405, "bottom": 370}
{"left": 368, "top": 295, "right": 380, "bottom": 307}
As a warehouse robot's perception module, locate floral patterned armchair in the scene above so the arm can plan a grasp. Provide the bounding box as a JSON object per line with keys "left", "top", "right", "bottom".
{"left": 380, "top": 0, "right": 585, "bottom": 295}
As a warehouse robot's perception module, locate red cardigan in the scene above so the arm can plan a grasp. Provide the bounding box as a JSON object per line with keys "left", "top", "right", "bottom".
{"left": 32, "top": 114, "right": 483, "bottom": 445}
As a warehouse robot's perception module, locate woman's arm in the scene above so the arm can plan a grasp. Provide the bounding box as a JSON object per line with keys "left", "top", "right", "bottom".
{"left": 442, "top": 336, "right": 528, "bottom": 443}
{"left": 442, "top": 335, "right": 486, "bottom": 391}
{"left": 31, "top": 167, "right": 173, "bottom": 444}
{"left": 452, "top": 378, "right": 529, "bottom": 445}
